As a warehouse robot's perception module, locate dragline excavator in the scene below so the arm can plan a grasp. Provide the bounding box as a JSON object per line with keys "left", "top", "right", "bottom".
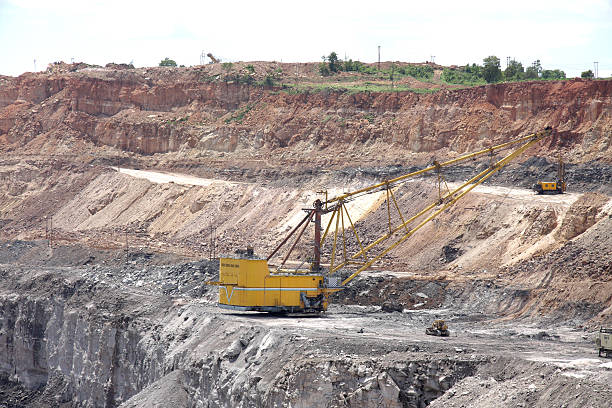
{"left": 208, "top": 128, "right": 554, "bottom": 313}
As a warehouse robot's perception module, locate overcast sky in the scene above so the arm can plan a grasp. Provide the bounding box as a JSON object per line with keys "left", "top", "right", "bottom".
{"left": 1, "top": 0, "right": 611, "bottom": 77}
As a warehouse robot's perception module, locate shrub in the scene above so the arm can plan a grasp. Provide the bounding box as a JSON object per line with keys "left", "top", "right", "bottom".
{"left": 159, "top": 58, "right": 177, "bottom": 67}
{"left": 398, "top": 65, "right": 434, "bottom": 79}
{"left": 541, "top": 69, "right": 566, "bottom": 80}
{"left": 441, "top": 67, "right": 485, "bottom": 85}
{"left": 264, "top": 73, "right": 276, "bottom": 86}
{"left": 319, "top": 62, "right": 330, "bottom": 76}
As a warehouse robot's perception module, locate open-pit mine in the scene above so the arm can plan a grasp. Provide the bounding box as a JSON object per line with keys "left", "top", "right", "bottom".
{"left": 0, "top": 62, "right": 611, "bottom": 407}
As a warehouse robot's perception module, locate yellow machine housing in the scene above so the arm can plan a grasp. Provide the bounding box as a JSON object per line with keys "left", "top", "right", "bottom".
{"left": 217, "top": 256, "right": 334, "bottom": 313}
{"left": 535, "top": 181, "right": 565, "bottom": 193}
{"left": 595, "top": 327, "right": 612, "bottom": 358}
{"left": 534, "top": 155, "right": 566, "bottom": 194}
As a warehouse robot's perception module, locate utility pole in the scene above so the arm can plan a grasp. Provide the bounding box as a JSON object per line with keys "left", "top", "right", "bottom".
{"left": 200, "top": 50, "right": 206, "bottom": 65}
{"left": 594, "top": 61, "right": 599, "bottom": 78}
{"left": 33, "top": 59, "right": 36, "bottom": 71}
{"left": 313, "top": 200, "right": 322, "bottom": 272}
{"left": 378, "top": 46, "right": 381, "bottom": 70}
{"left": 431, "top": 55, "right": 436, "bottom": 64}
{"left": 209, "top": 223, "right": 216, "bottom": 260}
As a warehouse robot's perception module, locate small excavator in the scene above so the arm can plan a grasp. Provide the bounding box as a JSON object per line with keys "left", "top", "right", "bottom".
{"left": 207, "top": 53, "right": 220, "bottom": 64}
{"left": 208, "top": 128, "right": 556, "bottom": 313}
{"left": 533, "top": 154, "right": 566, "bottom": 194}
{"left": 426, "top": 320, "right": 450, "bottom": 337}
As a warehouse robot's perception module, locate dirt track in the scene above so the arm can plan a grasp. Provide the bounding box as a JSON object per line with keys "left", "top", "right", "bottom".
{"left": 116, "top": 166, "right": 583, "bottom": 205}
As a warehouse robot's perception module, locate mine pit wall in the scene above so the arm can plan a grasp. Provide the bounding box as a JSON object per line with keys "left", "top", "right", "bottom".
{"left": 0, "top": 295, "right": 165, "bottom": 406}
{"left": 1, "top": 72, "right": 612, "bottom": 161}
{"left": 0, "top": 291, "right": 482, "bottom": 407}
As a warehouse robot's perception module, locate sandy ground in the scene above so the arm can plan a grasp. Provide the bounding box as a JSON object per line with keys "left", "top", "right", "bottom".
{"left": 115, "top": 166, "right": 583, "bottom": 207}
{"left": 114, "top": 167, "right": 240, "bottom": 187}
{"left": 114, "top": 166, "right": 390, "bottom": 227}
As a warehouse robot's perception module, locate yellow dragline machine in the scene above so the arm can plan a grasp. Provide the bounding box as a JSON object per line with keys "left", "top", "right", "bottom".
{"left": 208, "top": 128, "right": 554, "bottom": 313}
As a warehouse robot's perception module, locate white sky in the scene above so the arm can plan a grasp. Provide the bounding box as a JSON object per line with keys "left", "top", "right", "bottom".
{"left": 1, "top": 0, "right": 611, "bottom": 77}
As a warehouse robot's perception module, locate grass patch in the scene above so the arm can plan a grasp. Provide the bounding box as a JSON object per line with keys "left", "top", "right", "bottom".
{"left": 166, "top": 117, "right": 188, "bottom": 125}
{"left": 364, "top": 113, "right": 375, "bottom": 123}
{"left": 281, "top": 82, "right": 439, "bottom": 94}
{"left": 224, "top": 103, "right": 256, "bottom": 124}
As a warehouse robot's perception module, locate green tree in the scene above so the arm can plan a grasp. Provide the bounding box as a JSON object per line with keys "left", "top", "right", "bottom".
{"left": 504, "top": 59, "right": 524, "bottom": 81}
{"left": 343, "top": 59, "right": 355, "bottom": 72}
{"left": 401, "top": 64, "right": 434, "bottom": 79}
{"left": 441, "top": 67, "right": 485, "bottom": 85}
{"left": 159, "top": 57, "right": 177, "bottom": 67}
{"left": 482, "top": 56, "right": 502, "bottom": 83}
{"left": 465, "top": 63, "right": 482, "bottom": 76}
{"left": 542, "top": 69, "right": 566, "bottom": 80}
{"left": 524, "top": 60, "right": 542, "bottom": 79}
{"left": 581, "top": 70, "right": 594, "bottom": 79}
{"left": 327, "top": 51, "right": 340, "bottom": 72}
{"left": 319, "top": 62, "right": 330, "bottom": 76}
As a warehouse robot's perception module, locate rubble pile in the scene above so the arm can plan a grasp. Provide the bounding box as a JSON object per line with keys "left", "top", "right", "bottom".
{"left": 80, "top": 255, "right": 218, "bottom": 298}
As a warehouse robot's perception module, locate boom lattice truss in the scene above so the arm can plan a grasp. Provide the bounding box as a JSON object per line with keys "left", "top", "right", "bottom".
{"left": 268, "top": 128, "right": 552, "bottom": 287}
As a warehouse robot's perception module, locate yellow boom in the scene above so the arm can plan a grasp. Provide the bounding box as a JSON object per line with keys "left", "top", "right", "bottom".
{"left": 210, "top": 128, "right": 553, "bottom": 313}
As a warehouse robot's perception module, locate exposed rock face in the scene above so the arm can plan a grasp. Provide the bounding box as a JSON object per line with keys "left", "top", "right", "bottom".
{"left": 556, "top": 192, "right": 609, "bottom": 240}
{"left": 1, "top": 68, "right": 611, "bottom": 162}
{"left": 0, "top": 295, "right": 163, "bottom": 406}
{"left": 1, "top": 263, "right": 609, "bottom": 408}
{"left": 0, "top": 279, "right": 479, "bottom": 407}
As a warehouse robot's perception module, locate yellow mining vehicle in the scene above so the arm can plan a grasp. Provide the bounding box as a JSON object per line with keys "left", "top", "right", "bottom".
{"left": 533, "top": 154, "right": 566, "bottom": 194}
{"left": 595, "top": 327, "right": 612, "bottom": 358}
{"left": 209, "top": 128, "right": 554, "bottom": 313}
{"left": 426, "top": 320, "right": 450, "bottom": 337}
